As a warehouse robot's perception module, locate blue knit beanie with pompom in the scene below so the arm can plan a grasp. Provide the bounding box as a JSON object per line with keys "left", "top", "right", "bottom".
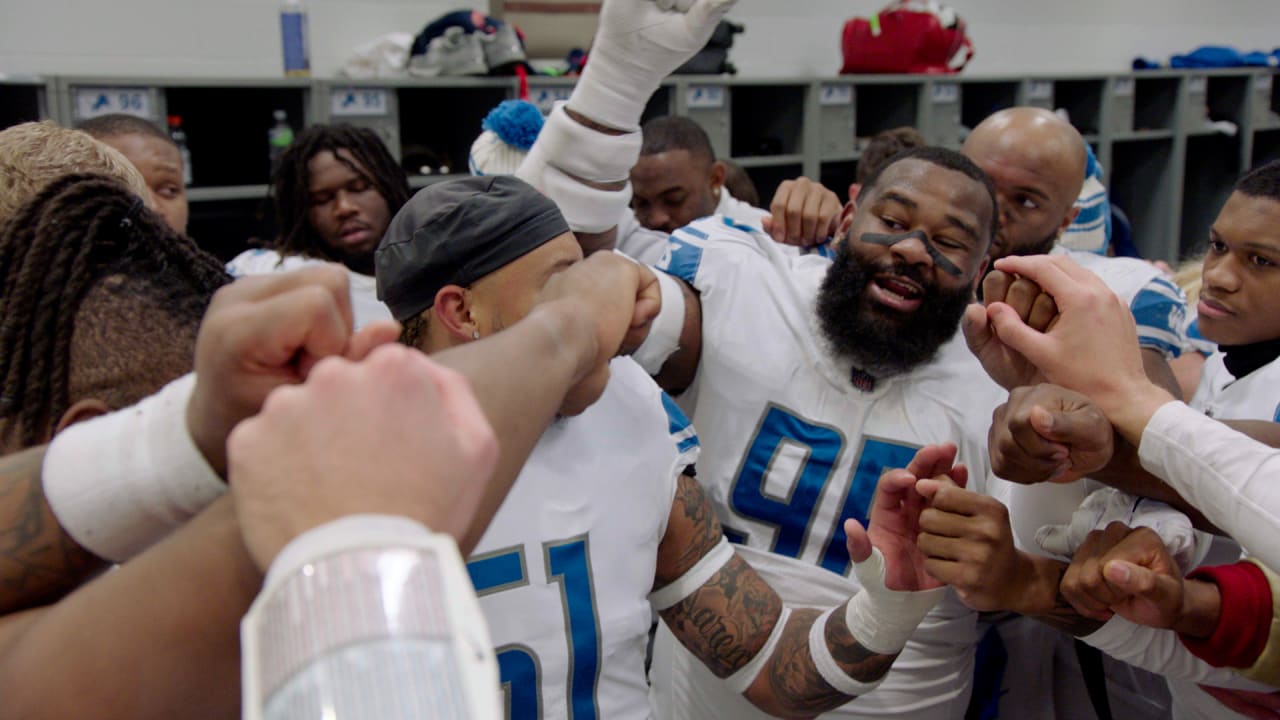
{"left": 469, "top": 100, "right": 545, "bottom": 176}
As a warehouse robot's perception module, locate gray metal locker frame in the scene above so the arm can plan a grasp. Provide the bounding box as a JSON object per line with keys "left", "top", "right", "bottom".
{"left": 3, "top": 69, "right": 1275, "bottom": 262}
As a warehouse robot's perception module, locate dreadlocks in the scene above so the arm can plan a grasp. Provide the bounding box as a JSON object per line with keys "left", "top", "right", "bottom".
{"left": 271, "top": 124, "right": 410, "bottom": 266}
{"left": 0, "top": 173, "right": 230, "bottom": 450}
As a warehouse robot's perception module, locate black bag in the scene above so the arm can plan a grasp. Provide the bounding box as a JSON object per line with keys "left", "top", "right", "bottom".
{"left": 673, "top": 20, "right": 743, "bottom": 75}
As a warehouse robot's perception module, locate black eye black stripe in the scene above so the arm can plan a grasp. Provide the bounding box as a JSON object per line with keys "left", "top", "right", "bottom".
{"left": 860, "top": 230, "right": 964, "bottom": 277}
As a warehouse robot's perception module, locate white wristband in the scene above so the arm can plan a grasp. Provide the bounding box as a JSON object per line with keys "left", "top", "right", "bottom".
{"left": 43, "top": 373, "right": 225, "bottom": 562}
{"left": 807, "top": 607, "right": 886, "bottom": 697}
{"left": 632, "top": 269, "right": 686, "bottom": 374}
{"left": 845, "top": 548, "right": 946, "bottom": 655}
{"left": 541, "top": 164, "right": 634, "bottom": 234}
{"left": 516, "top": 103, "right": 642, "bottom": 234}
{"left": 525, "top": 103, "right": 641, "bottom": 184}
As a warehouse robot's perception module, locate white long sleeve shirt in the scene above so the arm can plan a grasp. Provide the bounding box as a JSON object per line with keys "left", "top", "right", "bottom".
{"left": 1138, "top": 401, "right": 1280, "bottom": 571}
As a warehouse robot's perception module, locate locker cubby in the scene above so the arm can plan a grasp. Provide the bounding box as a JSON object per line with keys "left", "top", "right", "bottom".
{"left": 1109, "top": 137, "right": 1176, "bottom": 261}
{"left": 854, "top": 82, "right": 921, "bottom": 139}
{"left": 1181, "top": 134, "right": 1243, "bottom": 258}
{"left": 1133, "top": 76, "right": 1180, "bottom": 132}
{"left": 0, "top": 81, "right": 46, "bottom": 130}
{"left": 1054, "top": 79, "right": 1105, "bottom": 136}
{"left": 960, "top": 81, "right": 1020, "bottom": 132}
{"left": 730, "top": 84, "right": 806, "bottom": 158}
{"left": 165, "top": 86, "right": 309, "bottom": 187}
{"left": 742, "top": 162, "right": 803, "bottom": 207}
{"left": 396, "top": 83, "right": 510, "bottom": 179}
{"left": 820, "top": 160, "right": 859, "bottom": 204}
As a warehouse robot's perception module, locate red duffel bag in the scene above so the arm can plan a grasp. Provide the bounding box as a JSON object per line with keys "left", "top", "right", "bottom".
{"left": 840, "top": 1, "right": 974, "bottom": 74}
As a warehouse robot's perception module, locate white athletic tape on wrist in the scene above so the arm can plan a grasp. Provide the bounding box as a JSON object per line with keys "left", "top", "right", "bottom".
{"left": 43, "top": 373, "right": 226, "bottom": 562}
{"left": 632, "top": 269, "right": 685, "bottom": 374}
{"left": 724, "top": 606, "right": 792, "bottom": 694}
{"left": 515, "top": 105, "right": 640, "bottom": 234}
{"left": 807, "top": 607, "right": 887, "bottom": 697}
{"left": 562, "top": 0, "right": 736, "bottom": 131}
{"left": 539, "top": 165, "right": 633, "bottom": 234}
{"left": 845, "top": 548, "right": 947, "bottom": 656}
{"left": 649, "top": 536, "right": 734, "bottom": 611}
{"left": 526, "top": 104, "right": 641, "bottom": 184}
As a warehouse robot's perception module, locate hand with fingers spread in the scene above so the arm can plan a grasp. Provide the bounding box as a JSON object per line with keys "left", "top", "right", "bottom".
{"left": 535, "top": 251, "right": 661, "bottom": 415}
{"left": 1058, "top": 523, "right": 1190, "bottom": 628}
{"left": 972, "top": 254, "right": 1176, "bottom": 437}
{"left": 845, "top": 443, "right": 967, "bottom": 592}
{"left": 963, "top": 269, "right": 1060, "bottom": 390}
{"left": 227, "top": 344, "right": 499, "bottom": 572}
{"left": 186, "top": 265, "right": 402, "bottom": 475}
{"left": 761, "top": 177, "right": 843, "bottom": 248}
{"left": 988, "top": 384, "right": 1115, "bottom": 484}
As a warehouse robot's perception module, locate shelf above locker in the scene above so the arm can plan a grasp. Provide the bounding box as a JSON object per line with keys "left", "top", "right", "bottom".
{"left": 408, "top": 173, "right": 470, "bottom": 189}
{"left": 1185, "top": 126, "right": 1239, "bottom": 137}
{"left": 1112, "top": 129, "right": 1175, "bottom": 142}
{"left": 187, "top": 184, "right": 270, "bottom": 202}
{"left": 822, "top": 152, "right": 861, "bottom": 164}
{"left": 731, "top": 154, "right": 805, "bottom": 169}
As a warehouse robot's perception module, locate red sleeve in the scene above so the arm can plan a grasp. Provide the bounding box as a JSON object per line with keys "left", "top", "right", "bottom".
{"left": 1180, "top": 561, "right": 1272, "bottom": 668}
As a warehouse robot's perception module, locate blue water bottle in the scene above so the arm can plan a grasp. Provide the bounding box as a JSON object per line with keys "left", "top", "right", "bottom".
{"left": 280, "top": 0, "right": 310, "bottom": 77}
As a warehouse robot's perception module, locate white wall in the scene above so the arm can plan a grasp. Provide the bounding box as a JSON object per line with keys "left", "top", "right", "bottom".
{"left": 1, "top": 0, "right": 1278, "bottom": 79}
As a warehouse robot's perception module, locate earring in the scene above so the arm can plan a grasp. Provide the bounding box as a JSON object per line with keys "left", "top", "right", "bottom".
{"left": 472, "top": 330, "right": 480, "bottom": 340}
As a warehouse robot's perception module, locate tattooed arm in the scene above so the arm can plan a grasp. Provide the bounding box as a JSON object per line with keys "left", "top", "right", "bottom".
{"left": 0, "top": 496, "right": 257, "bottom": 720}
{"left": 654, "top": 474, "right": 905, "bottom": 718}
{"left": 0, "top": 446, "right": 106, "bottom": 614}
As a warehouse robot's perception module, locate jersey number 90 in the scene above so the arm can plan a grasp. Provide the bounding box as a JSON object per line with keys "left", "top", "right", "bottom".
{"left": 727, "top": 405, "right": 917, "bottom": 576}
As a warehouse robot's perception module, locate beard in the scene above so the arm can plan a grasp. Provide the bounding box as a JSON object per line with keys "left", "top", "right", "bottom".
{"left": 816, "top": 241, "right": 972, "bottom": 380}
{"left": 998, "top": 227, "right": 1059, "bottom": 259}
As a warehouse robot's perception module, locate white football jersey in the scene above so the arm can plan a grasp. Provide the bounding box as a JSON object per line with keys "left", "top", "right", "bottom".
{"left": 226, "top": 248, "right": 392, "bottom": 330}
{"left": 648, "top": 216, "right": 1006, "bottom": 719}
{"left": 1191, "top": 352, "right": 1280, "bottom": 422}
{"left": 617, "top": 191, "right": 771, "bottom": 266}
{"left": 468, "top": 358, "right": 695, "bottom": 720}
{"left": 1051, "top": 247, "right": 1187, "bottom": 358}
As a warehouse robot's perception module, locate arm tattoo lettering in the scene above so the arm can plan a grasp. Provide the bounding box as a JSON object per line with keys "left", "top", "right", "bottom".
{"left": 761, "top": 606, "right": 899, "bottom": 715}
{"left": 0, "top": 447, "right": 105, "bottom": 613}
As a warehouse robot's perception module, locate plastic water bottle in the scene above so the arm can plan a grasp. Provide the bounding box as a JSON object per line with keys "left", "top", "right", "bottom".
{"left": 280, "top": 0, "right": 310, "bottom": 77}
{"left": 167, "top": 115, "right": 193, "bottom": 186}
{"left": 268, "top": 110, "right": 295, "bottom": 168}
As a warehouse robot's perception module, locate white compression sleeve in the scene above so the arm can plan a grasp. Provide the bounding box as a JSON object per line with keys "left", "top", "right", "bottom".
{"left": 42, "top": 373, "right": 226, "bottom": 562}
{"left": 242, "top": 515, "right": 499, "bottom": 720}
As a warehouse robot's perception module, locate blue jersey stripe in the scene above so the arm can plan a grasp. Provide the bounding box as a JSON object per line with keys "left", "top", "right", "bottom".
{"left": 656, "top": 235, "right": 704, "bottom": 285}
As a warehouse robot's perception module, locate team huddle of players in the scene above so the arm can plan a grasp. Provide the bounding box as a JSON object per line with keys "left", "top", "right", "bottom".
{"left": 1, "top": 1, "right": 1279, "bottom": 718}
